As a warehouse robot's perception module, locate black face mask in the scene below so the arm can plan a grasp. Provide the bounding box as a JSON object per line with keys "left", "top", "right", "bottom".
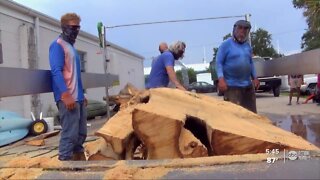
{"left": 61, "top": 25, "right": 80, "bottom": 45}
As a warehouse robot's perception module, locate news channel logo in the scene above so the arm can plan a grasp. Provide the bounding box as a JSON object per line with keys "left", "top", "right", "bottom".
{"left": 287, "top": 150, "right": 310, "bottom": 161}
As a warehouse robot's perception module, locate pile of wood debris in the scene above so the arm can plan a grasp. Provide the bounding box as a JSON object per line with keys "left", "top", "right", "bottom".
{"left": 85, "top": 84, "right": 319, "bottom": 160}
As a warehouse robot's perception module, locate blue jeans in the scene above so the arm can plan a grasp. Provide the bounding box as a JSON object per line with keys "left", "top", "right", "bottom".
{"left": 57, "top": 101, "right": 87, "bottom": 160}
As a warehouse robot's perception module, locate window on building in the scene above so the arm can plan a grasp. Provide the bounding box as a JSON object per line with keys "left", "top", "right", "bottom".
{"left": 77, "top": 50, "right": 87, "bottom": 93}
{"left": 77, "top": 51, "right": 86, "bottom": 72}
{"left": 0, "top": 43, "right": 3, "bottom": 64}
{"left": 0, "top": 30, "right": 3, "bottom": 64}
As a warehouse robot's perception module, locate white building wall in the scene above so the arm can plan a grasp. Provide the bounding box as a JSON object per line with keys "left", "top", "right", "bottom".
{"left": 0, "top": 1, "right": 144, "bottom": 118}
{"left": 0, "top": 9, "right": 34, "bottom": 117}
{"left": 107, "top": 48, "right": 145, "bottom": 95}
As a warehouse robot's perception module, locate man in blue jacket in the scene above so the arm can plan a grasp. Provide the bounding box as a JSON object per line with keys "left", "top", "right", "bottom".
{"left": 216, "top": 20, "right": 259, "bottom": 113}
{"left": 49, "top": 13, "right": 87, "bottom": 161}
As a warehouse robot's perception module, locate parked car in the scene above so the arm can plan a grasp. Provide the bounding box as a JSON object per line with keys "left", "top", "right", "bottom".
{"left": 301, "top": 75, "right": 317, "bottom": 95}
{"left": 187, "top": 81, "right": 216, "bottom": 93}
{"left": 86, "top": 100, "right": 108, "bottom": 119}
{"left": 54, "top": 100, "right": 108, "bottom": 124}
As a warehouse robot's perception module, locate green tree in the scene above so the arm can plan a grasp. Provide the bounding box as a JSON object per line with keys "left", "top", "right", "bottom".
{"left": 176, "top": 68, "right": 197, "bottom": 84}
{"left": 250, "top": 28, "right": 280, "bottom": 57}
{"left": 144, "top": 75, "right": 149, "bottom": 84}
{"left": 300, "top": 30, "right": 320, "bottom": 51}
{"left": 212, "top": 47, "right": 218, "bottom": 61}
{"left": 213, "top": 29, "right": 281, "bottom": 60}
{"left": 212, "top": 33, "right": 232, "bottom": 61}
{"left": 223, "top": 33, "right": 232, "bottom": 40}
{"left": 293, "top": 0, "right": 320, "bottom": 51}
{"left": 176, "top": 70, "right": 182, "bottom": 83}
{"left": 187, "top": 68, "right": 197, "bottom": 83}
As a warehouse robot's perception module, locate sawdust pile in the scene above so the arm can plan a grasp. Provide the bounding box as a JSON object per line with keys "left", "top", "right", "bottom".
{"left": 104, "top": 164, "right": 170, "bottom": 180}
{"left": 0, "top": 168, "right": 43, "bottom": 180}
{"left": 5, "top": 156, "right": 61, "bottom": 168}
{"left": 103, "top": 153, "right": 271, "bottom": 179}
{"left": 1, "top": 156, "right": 63, "bottom": 179}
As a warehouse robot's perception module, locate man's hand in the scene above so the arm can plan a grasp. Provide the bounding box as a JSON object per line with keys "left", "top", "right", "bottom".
{"left": 166, "top": 66, "right": 186, "bottom": 91}
{"left": 84, "top": 97, "right": 88, "bottom": 107}
{"left": 176, "top": 84, "right": 187, "bottom": 91}
{"left": 253, "top": 78, "right": 260, "bottom": 90}
{"left": 218, "top": 77, "right": 228, "bottom": 92}
{"left": 61, "top": 92, "right": 76, "bottom": 110}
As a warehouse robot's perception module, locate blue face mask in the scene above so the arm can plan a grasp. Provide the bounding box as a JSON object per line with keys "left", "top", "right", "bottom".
{"left": 61, "top": 25, "right": 80, "bottom": 45}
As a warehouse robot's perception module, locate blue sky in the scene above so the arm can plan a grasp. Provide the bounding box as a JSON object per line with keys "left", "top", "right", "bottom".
{"left": 12, "top": 0, "right": 306, "bottom": 67}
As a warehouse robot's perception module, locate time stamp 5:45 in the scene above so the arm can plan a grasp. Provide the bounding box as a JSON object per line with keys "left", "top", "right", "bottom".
{"left": 265, "top": 148, "right": 311, "bottom": 164}
{"left": 266, "top": 148, "right": 280, "bottom": 164}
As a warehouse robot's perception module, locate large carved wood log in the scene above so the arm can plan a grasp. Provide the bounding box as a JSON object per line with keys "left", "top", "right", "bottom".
{"left": 84, "top": 138, "right": 121, "bottom": 160}
{"left": 95, "top": 90, "right": 150, "bottom": 159}
{"left": 108, "top": 83, "right": 146, "bottom": 111}
{"left": 132, "top": 109, "right": 183, "bottom": 159}
{"left": 131, "top": 88, "right": 318, "bottom": 159}
{"left": 119, "top": 83, "right": 141, "bottom": 96}
{"left": 132, "top": 109, "right": 208, "bottom": 159}
{"left": 95, "top": 107, "right": 135, "bottom": 157}
{"left": 179, "top": 128, "right": 208, "bottom": 158}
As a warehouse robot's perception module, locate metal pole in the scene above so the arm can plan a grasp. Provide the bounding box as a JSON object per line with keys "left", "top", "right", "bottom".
{"left": 104, "top": 26, "right": 111, "bottom": 119}
{"left": 245, "top": 14, "right": 252, "bottom": 46}
{"left": 101, "top": 25, "right": 111, "bottom": 119}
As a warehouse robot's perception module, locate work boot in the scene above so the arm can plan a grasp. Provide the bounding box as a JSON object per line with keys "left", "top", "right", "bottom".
{"left": 58, "top": 156, "right": 72, "bottom": 161}
{"left": 72, "top": 152, "right": 86, "bottom": 161}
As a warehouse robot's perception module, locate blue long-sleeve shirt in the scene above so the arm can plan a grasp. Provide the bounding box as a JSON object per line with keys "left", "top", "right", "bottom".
{"left": 216, "top": 38, "right": 257, "bottom": 87}
{"left": 49, "top": 37, "right": 84, "bottom": 102}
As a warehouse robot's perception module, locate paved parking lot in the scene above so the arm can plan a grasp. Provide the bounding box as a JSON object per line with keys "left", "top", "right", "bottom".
{"left": 208, "top": 92, "right": 320, "bottom": 148}
{"left": 208, "top": 92, "right": 320, "bottom": 116}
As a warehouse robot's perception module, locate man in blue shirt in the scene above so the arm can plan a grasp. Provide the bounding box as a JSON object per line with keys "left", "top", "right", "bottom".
{"left": 159, "top": 42, "right": 168, "bottom": 54}
{"left": 216, "top": 20, "right": 259, "bottom": 113}
{"left": 151, "top": 42, "right": 168, "bottom": 67}
{"left": 146, "top": 41, "right": 186, "bottom": 91}
{"left": 49, "top": 13, "right": 87, "bottom": 161}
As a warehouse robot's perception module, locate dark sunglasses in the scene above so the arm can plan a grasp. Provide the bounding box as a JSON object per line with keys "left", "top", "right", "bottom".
{"left": 66, "top": 25, "right": 81, "bottom": 30}
{"left": 236, "top": 26, "right": 249, "bottom": 30}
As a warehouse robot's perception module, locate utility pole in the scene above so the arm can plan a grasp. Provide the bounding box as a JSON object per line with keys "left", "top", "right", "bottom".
{"left": 203, "top": 46, "right": 207, "bottom": 64}
{"left": 97, "top": 22, "right": 111, "bottom": 119}
{"left": 245, "top": 14, "right": 252, "bottom": 46}
{"left": 277, "top": 40, "right": 280, "bottom": 54}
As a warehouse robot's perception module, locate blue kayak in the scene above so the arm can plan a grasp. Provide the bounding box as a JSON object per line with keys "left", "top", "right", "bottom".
{"left": 0, "top": 110, "right": 33, "bottom": 146}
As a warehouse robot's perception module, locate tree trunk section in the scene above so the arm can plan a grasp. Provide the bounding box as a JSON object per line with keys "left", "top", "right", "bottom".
{"left": 95, "top": 107, "right": 135, "bottom": 155}
{"left": 179, "top": 128, "right": 208, "bottom": 158}
{"left": 132, "top": 109, "right": 183, "bottom": 159}
{"left": 134, "top": 88, "right": 319, "bottom": 157}
{"left": 84, "top": 138, "right": 121, "bottom": 161}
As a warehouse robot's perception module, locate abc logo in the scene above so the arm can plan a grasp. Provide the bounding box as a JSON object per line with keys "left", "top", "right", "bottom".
{"left": 288, "top": 151, "right": 298, "bottom": 161}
